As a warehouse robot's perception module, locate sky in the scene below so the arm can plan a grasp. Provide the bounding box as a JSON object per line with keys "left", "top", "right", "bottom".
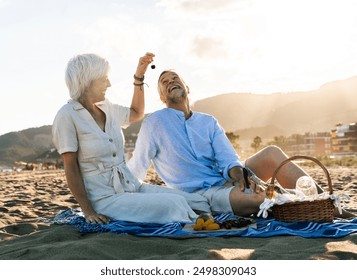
{"left": 1, "top": 0, "right": 357, "bottom": 136}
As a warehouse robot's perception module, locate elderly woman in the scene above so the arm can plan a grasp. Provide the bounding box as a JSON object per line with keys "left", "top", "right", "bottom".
{"left": 52, "top": 53, "right": 203, "bottom": 224}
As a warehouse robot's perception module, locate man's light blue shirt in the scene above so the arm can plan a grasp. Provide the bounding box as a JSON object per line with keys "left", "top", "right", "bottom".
{"left": 127, "top": 108, "right": 243, "bottom": 193}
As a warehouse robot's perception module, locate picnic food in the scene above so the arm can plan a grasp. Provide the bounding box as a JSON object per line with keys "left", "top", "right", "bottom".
{"left": 193, "top": 213, "right": 219, "bottom": 231}
{"left": 193, "top": 213, "right": 253, "bottom": 231}
{"left": 219, "top": 217, "right": 253, "bottom": 229}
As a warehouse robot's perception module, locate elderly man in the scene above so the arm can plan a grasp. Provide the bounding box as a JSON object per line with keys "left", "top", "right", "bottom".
{"left": 128, "top": 70, "right": 354, "bottom": 219}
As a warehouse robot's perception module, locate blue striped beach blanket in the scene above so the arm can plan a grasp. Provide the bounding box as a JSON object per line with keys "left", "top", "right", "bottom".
{"left": 51, "top": 208, "right": 357, "bottom": 238}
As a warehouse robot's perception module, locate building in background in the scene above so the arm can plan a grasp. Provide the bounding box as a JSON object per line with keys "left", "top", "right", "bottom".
{"left": 286, "top": 132, "right": 331, "bottom": 156}
{"left": 331, "top": 122, "right": 357, "bottom": 158}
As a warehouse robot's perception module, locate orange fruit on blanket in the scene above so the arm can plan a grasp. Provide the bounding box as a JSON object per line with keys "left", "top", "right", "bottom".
{"left": 193, "top": 223, "right": 203, "bottom": 231}
{"left": 196, "top": 218, "right": 204, "bottom": 226}
{"left": 193, "top": 214, "right": 221, "bottom": 231}
{"left": 206, "top": 223, "right": 220, "bottom": 230}
{"left": 203, "top": 218, "right": 214, "bottom": 228}
{"left": 193, "top": 218, "right": 205, "bottom": 230}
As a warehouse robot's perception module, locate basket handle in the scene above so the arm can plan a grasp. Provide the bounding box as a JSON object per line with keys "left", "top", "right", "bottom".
{"left": 268, "top": 155, "right": 333, "bottom": 195}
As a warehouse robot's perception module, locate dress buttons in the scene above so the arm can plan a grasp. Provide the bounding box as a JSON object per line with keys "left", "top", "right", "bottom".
{"left": 112, "top": 153, "right": 116, "bottom": 157}
{"left": 109, "top": 138, "right": 113, "bottom": 142}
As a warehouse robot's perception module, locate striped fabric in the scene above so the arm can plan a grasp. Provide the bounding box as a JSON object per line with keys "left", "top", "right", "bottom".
{"left": 50, "top": 208, "right": 357, "bottom": 238}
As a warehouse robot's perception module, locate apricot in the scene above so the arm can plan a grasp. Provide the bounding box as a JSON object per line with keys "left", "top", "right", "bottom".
{"left": 193, "top": 223, "right": 203, "bottom": 231}
{"left": 203, "top": 219, "right": 214, "bottom": 228}
{"left": 206, "top": 223, "right": 220, "bottom": 230}
{"left": 195, "top": 218, "right": 204, "bottom": 226}
{"left": 193, "top": 214, "right": 221, "bottom": 231}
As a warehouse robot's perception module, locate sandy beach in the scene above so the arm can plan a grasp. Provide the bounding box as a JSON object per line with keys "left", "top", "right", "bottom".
{"left": 0, "top": 166, "right": 356, "bottom": 260}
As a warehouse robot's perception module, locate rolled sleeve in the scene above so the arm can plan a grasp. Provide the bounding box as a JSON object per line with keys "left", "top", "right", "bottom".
{"left": 113, "top": 104, "right": 130, "bottom": 129}
{"left": 52, "top": 108, "right": 78, "bottom": 155}
{"left": 223, "top": 161, "right": 243, "bottom": 182}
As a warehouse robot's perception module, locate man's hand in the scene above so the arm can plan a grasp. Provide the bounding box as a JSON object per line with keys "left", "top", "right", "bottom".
{"left": 228, "top": 166, "right": 264, "bottom": 194}
{"left": 228, "top": 166, "right": 245, "bottom": 187}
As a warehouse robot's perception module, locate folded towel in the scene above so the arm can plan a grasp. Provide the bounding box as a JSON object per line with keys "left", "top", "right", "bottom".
{"left": 49, "top": 208, "right": 357, "bottom": 238}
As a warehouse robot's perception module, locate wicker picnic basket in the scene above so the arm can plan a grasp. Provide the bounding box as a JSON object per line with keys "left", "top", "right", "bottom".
{"left": 268, "top": 155, "right": 335, "bottom": 222}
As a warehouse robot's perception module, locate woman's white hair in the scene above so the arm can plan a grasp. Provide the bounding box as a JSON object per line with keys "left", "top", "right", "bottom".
{"left": 65, "top": 53, "right": 110, "bottom": 100}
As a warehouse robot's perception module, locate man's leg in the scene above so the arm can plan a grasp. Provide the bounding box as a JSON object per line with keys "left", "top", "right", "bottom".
{"left": 229, "top": 185, "right": 356, "bottom": 219}
{"left": 245, "top": 145, "right": 307, "bottom": 189}
{"left": 229, "top": 145, "right": 300, "bottom": 216}
{"left": 243, "top": 145, "right": 356, "bottom": 219}
{"left": 229, "top": 185, "right": 265, "bottom": 216}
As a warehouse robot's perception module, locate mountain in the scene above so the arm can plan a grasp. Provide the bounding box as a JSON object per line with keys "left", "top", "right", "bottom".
{"left": 192, "top": 75, "right": 357, "bottom": 138}
{"left": 0, "top": 126, "right": 54, "bottom": 167}
{"left": 0, "top": 122, "right": 144, "bottom": 167}
{"left": 1, "top": 75, "right": 356, "bottom": 167}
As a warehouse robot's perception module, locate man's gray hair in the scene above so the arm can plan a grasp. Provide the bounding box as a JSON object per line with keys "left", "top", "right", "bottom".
{"left": 157, "top": 70, "right": 190, "bottom": 97}
{"left": 65, "top": 53, "right": 110, "bottom": 100}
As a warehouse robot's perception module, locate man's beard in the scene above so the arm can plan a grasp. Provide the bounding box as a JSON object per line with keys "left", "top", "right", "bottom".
{"left": 166, "top": 88, "right": 187, "bottom": 104}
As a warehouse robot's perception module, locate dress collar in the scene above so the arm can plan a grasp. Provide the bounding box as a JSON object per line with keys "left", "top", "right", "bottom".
{"left": 69, "top": 99, "right": 107, "bottom": 111}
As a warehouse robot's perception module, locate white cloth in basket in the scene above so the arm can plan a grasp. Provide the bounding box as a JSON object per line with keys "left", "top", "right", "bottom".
{"left": 257, "top": 193, "right": 350, "bottom": 219}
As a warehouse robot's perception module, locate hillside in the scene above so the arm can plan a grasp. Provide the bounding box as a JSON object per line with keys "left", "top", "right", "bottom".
{"left": 1, "top": 75, "right": 356, "bottom": 167}
{"left": 0, "top": 123, "right": 143, "bottom": 167}
{"left": 192, "top": 75, "right": 357, "bottom": 138}
{"left": 0, "top": 126, "right": 54, "bottom": 167}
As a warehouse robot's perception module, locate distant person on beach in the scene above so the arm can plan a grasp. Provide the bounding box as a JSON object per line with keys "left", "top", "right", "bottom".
{"left": 128, "top": 69, "right": 355, "bottom": 219}
{"left": 52, "top": 54, "right": 208, "bottom": 225}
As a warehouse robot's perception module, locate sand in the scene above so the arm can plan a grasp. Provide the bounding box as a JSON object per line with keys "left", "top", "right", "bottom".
{"left": 0, "top": 166, "right": 356, "bottom": 260}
